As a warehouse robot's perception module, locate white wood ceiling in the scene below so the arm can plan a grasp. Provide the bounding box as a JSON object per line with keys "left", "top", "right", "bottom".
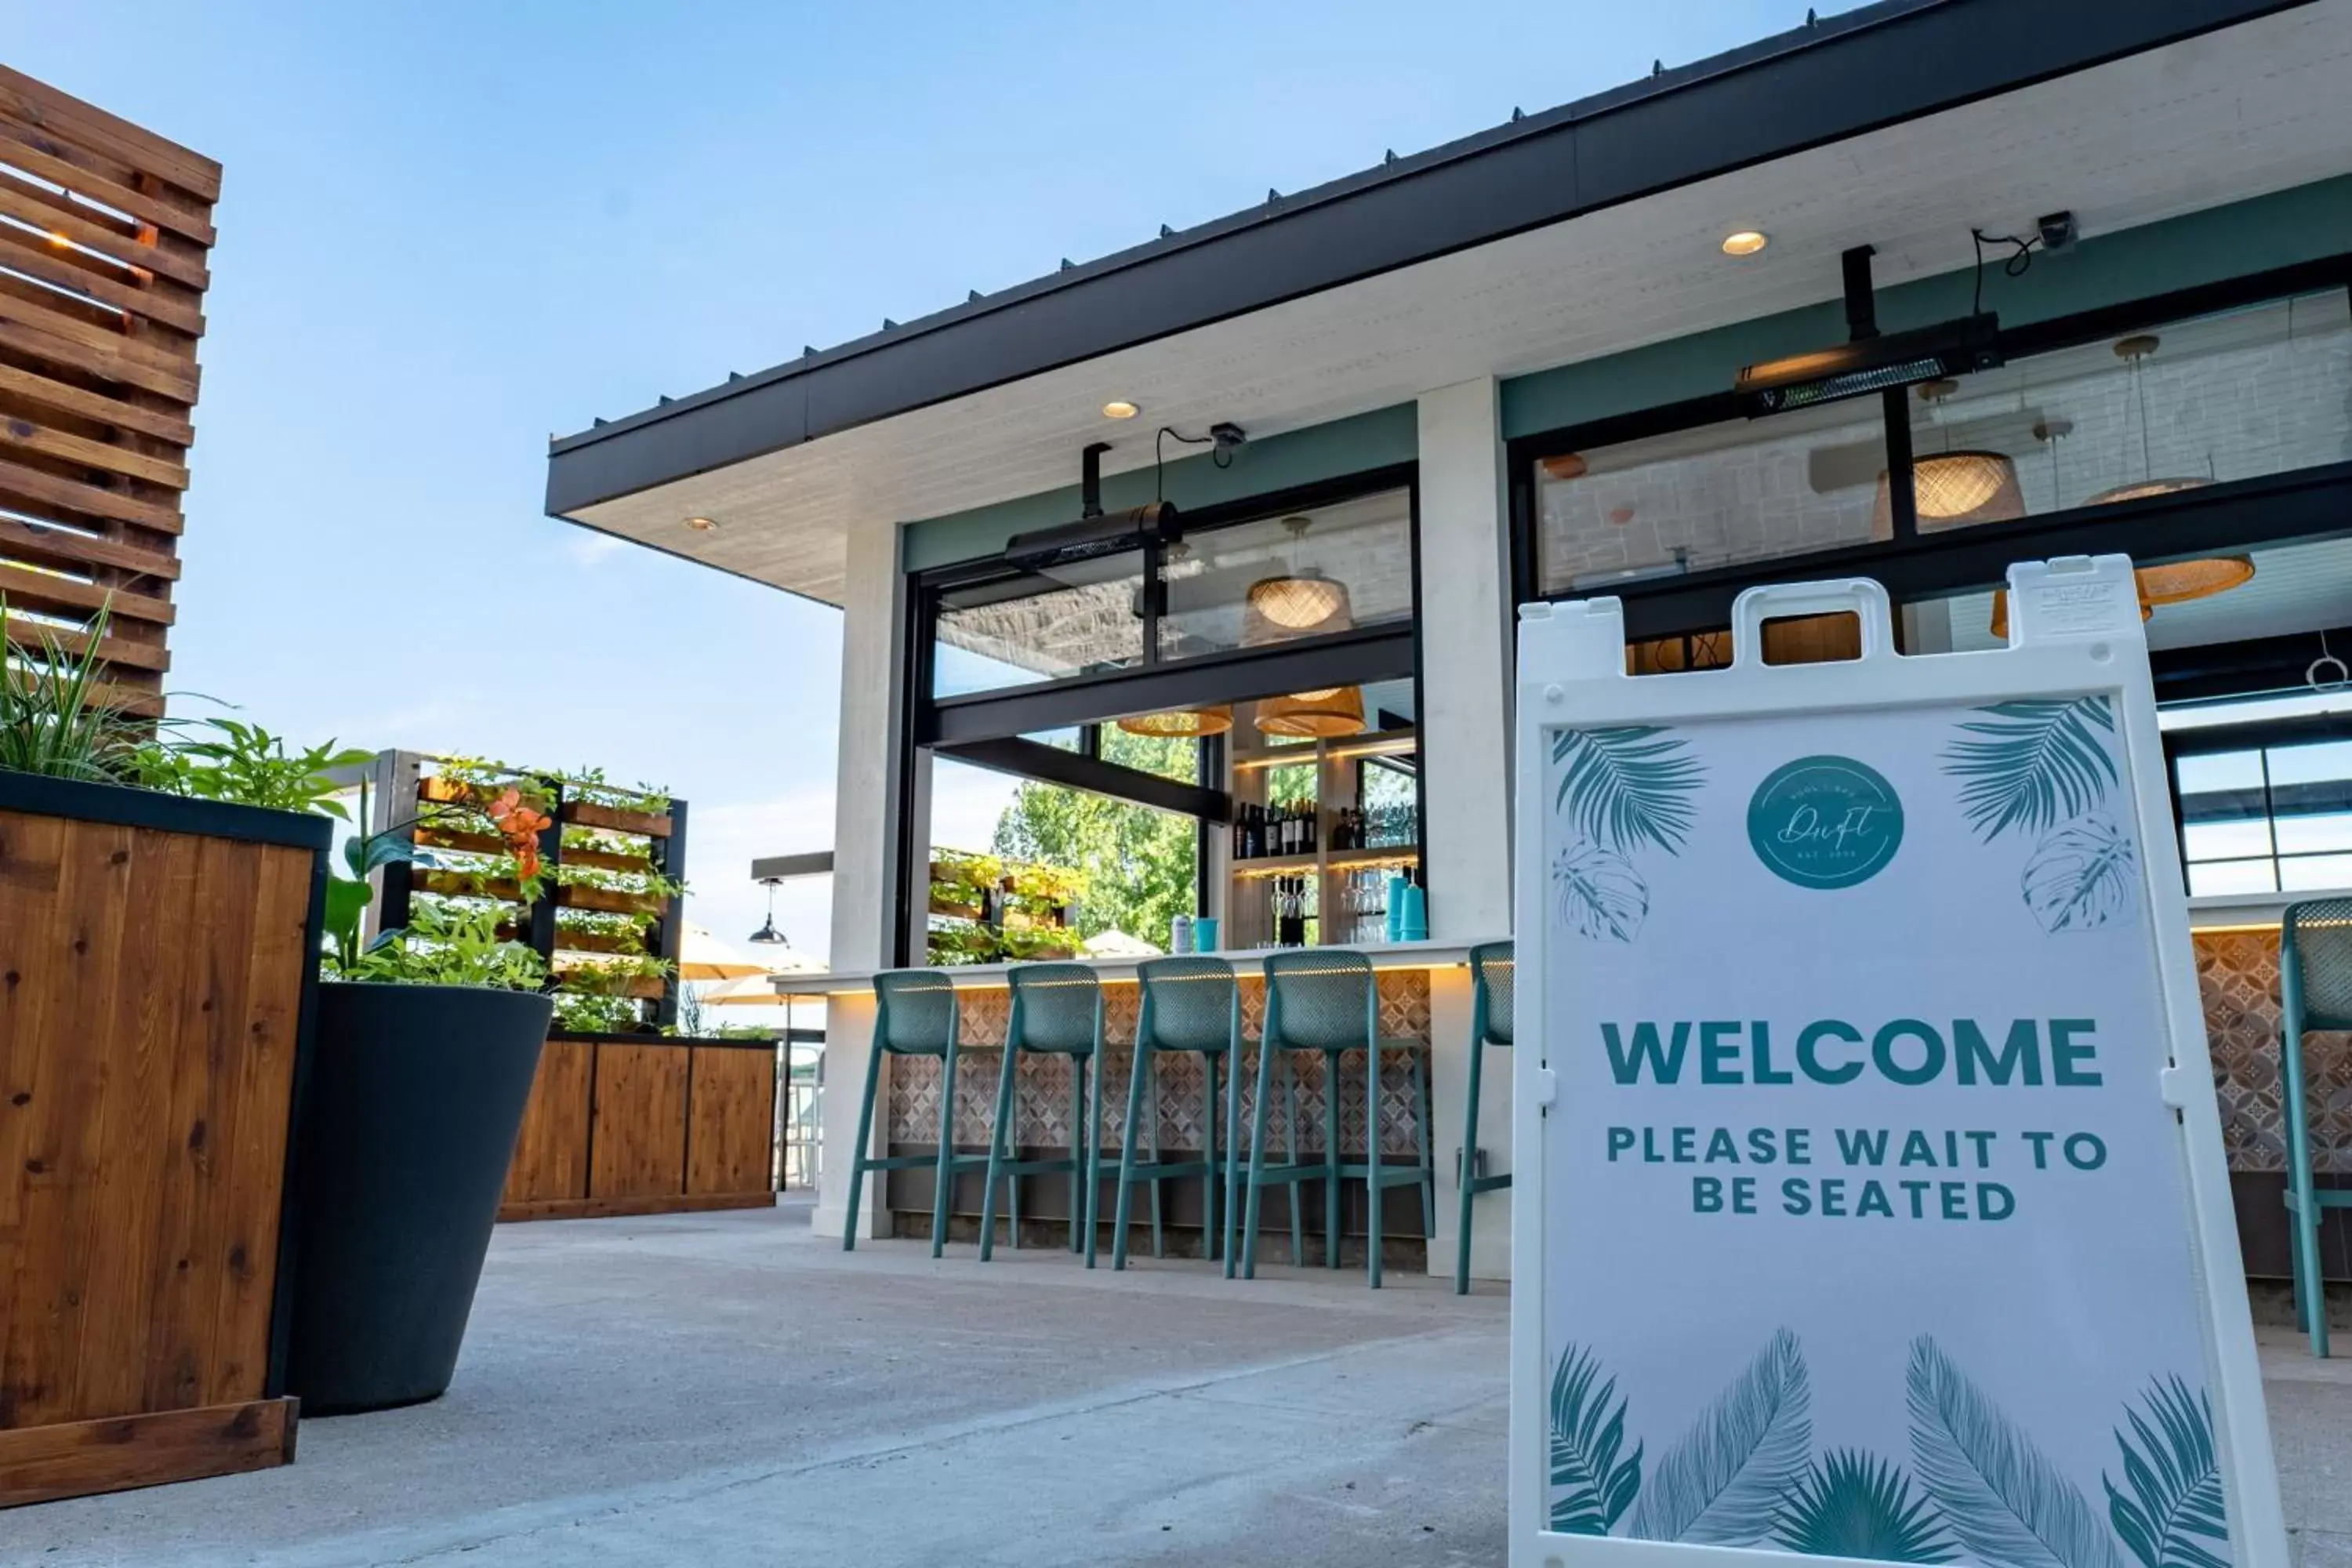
{"left": 566, "top": 5, "right": 2352, "bottom": 606}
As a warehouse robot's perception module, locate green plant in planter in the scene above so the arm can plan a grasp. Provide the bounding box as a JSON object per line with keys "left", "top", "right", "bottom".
{"left": 0, "top": 600, "right": 159, "bottom": 782}
{"left": 338, "top": 897, "right": 546, "bottom": 990}
{"left": 132, "top": 719, "right": 372, "bottom": 815}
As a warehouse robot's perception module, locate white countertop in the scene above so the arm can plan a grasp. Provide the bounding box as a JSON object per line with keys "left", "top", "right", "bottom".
{"left": 768, "top": 937, "right": 1505, "bottom": 996}
{"left": 2187, "top": 889, "right": 2352, "bottom": 929}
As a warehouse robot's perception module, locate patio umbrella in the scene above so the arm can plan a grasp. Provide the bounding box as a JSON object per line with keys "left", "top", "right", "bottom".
{"left": 678, "top": 923, "right": 771, "bottom": 981}
{"left": 698, "top": 949, "right": 827, "bottom": 1006}
{"left": 1080, "top": 927, "right": 1163, "bottom": 958}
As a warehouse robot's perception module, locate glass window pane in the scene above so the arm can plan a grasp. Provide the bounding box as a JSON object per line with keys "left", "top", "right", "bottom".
{"left": 2280, "top": 853, "right": 2352, "bottom": 891}
{"left": 2175, "top": 750, "right": 2266, "bottom": 793}
{"left": 1904, "top": 290, "right": 2351, "bottom": 530}
{"left": 1159, "top": 488, "right": 1412, "bottom": 659}
{"left": 2187, "top": 859, "right": 2278, "bottom": 896}
{"left": 2175, "top": 748, "right": 2273, "bottom": 865}
{"left": 2267, "top": 739, "right": 2352, "bottom": 857}
{"left": 932, "top": 554, "right": 1145, "bottom": 698}
{"left": 1534, "top": 401, "right": 1888, "bottom": 593}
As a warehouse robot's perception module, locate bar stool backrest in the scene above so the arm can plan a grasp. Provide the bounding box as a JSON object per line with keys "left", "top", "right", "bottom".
{"left": 1263, "top": 948, "right": 1377, "bottom": 1051}
{"left": 873, "top": 968, "right": 956, "bottom": 1055}
{"left": 2285, "top": 898, "right": 2352, "bottom": 1032}
{"left": 1137, "top": 956, "right": 1240, "bottom": 1053}
{"left": 1008, "top": 962, "right": 1104, "bottom": 1053}
{"left": 1470, "top": 941, "right": 1515, "bottom": 1047}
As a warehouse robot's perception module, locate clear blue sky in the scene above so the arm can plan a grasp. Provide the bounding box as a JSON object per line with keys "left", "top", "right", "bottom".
{"left": 9, "top": 0, "right": 1818, "bottom": 957}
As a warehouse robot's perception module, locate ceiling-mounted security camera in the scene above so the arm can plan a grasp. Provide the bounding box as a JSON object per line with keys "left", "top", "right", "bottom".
{"left": 2037, "top": 211, "right": 2078, "bottom": 255}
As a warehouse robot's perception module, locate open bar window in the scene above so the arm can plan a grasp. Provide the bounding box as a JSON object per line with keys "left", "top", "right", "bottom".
{"left": 1513, "top": 260, "right": 2352, "bottom": 666}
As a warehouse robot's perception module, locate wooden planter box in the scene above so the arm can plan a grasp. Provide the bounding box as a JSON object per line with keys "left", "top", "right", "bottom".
{"left": 496, "top": 1032, "right": 777, "bottom": 1221}
{"left": 0, "top": 774, "right": 328, "bottom": 1508}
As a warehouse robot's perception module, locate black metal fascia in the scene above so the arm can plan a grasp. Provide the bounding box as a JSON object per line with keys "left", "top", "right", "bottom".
{"left": 932, "top": 737, "right": 1232, "bottom": 823}
{"left": 544, "top": 0, "right": 2315, "bottom": 518}
{"left": 920, "top": 626, "right": 1420, "bottom": 748}
{"left": 1610, "top": 460, "right": 2352, "bottom": 644}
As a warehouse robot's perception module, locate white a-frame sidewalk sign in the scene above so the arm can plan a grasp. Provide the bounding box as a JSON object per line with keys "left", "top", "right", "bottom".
{"left": 1508, "top": 557, "right": 2286, "bottom": 1568}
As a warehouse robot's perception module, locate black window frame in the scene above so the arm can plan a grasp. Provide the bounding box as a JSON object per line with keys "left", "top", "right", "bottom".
{"left": 1506, "top": 253, "right": 2352, "bottom": 662}
{"left": 893, "top": 461, "right": 1426, "bottom": 965}
{"left": 2162, "top": 708, "right": 2352, "bottom": 898}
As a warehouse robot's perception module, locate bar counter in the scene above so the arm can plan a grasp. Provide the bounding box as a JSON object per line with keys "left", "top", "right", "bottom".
{"left": 789, "top": 904, "right": 2351, "bottom": 1283}
{"left": 782, "top": 940, "right": 1512, "bottom": 1278}
{"left": 2189, "top": 894, "right": 2352, "bottom": 1283}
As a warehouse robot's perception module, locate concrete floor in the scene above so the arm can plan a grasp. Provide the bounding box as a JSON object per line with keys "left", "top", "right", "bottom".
{"left": 10, "top": 1198, "right": 2350, "bottom": 1568}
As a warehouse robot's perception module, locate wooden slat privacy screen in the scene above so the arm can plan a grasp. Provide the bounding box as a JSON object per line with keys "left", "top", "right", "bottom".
{"left": 0, "top": 66, "right": 217, "bottom": 716}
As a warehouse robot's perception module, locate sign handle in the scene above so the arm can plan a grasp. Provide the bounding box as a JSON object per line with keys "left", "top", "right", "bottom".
{"left": 1729, "top": 577, "right": 1896, "bottom": 666}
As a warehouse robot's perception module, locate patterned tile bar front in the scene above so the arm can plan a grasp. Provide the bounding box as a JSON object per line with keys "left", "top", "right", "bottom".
{"left": 2198, "top": 927, "right": 2352, "bottom": 1176}
{"left": 887, "top": 969, "right": 1434, "bottom": 1160}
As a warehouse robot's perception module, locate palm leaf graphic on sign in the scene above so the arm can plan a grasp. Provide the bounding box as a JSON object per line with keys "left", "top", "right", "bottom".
{"left": 1553, "top": 726, "right": 1705, "bottom": 855}
{"left": 2023, "top": 814, "right": 2139, "bottom": 933}
{"left": 1554, "top": 840, "right": 1650, "bottom": 942}
{"left": 2105, "top": 1377, "right": 2229, "bottom": 1568}
{"left": 1773, "top": 1449, "right": 1955, "bottom": 1564}
{"left": 1907, "top": 1336, "right": 2123, "bottom": 1568}
{"left": 1549, "top": 1343, "right": 1643, "bottom": 1535}
{"left": 1940, "top": 698, "right": 2118, "bottom": 842}
{"left": 1630, "top": 1327, "right": 1811, "bottom": 1546}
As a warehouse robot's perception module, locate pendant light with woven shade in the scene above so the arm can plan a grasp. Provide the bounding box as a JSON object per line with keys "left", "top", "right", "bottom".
{"left": 1254, "top": 687, "right": 1366, "bottom": 739}
{"left": 1244, "top": 514, "right": 1366, "bottom": 737}
{"left": 1116, "top": 706, "right": 1233, "bottom": 739}
{"left": 1871, "top": 379, "right": 2025, "bottom": 533}
{"left": 2089, "top": 335, "right": 2216, "bottom": 506}
{"left": 1244, "top": 517, "right": 1352, "bottom": 642}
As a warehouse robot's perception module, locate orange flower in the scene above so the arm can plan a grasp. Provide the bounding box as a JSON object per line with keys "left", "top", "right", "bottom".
{"left": 485, "top": 786, "right": 552, "bottom": 884}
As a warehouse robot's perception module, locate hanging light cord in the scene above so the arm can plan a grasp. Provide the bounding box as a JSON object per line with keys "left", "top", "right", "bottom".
{"left": 1154, "top": 424, "right": 1228, "bottom": 502}
{"left": 1969, "top": 227, "right": 2038, "bottom": 317}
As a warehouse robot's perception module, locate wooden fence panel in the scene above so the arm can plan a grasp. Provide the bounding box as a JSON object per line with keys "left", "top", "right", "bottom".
{"left": 586, "top": 1044, "right": 687, "bottom": 1202}
{"left": 686, "top": 1047, "right": 776, "bottom": 1200}
{"left": 0, "top": 66, "right": 218, "bottom": 713}
{"left": 499, "top": 1038, "right": 593, "bottom": 1208}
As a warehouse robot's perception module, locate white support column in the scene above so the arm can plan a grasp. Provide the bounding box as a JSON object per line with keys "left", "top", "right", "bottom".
{"left": 814, "top": 519, "right": 916, "bottom": 1243}
{"left": 1415, "top": 376, "right": 1515, "bottom": 1279}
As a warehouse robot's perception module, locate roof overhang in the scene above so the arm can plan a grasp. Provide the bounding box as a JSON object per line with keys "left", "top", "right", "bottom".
{"left": 545, "top": 0, "right": 2345, "bottom": 604}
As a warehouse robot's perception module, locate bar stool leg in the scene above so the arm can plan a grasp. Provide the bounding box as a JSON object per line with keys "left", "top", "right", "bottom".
{"left": 1367, "top": 1044, "right": 1385, "bottom": 1290}
{"left": 1283, "top": 1055, "right": 1305, "bottom": 1267}
{"left": 1146, "top": 1051, "right": 1166, "bottom": 1260}
{"left": 842, "top": 1036, "right": 885, "bottom": 1252}
{"left": 978, "top": 1045, "right": 1020, "bottom": 1262}
{"left": 1224, "top": 1045, "right": 1243, "bottom": 1272}
{"left": 1456, "top": 1040, "right": 1484, "bottom": 1295}
{"left": 931, "top": 1039, "right": 962, "bottom": 1259}
{"left": 1242, "top": 1039, "right": 1275, "bottom": 1280}
{"left": 1414, "top": 1049, "right": 1436, "bottom": 1240}
{"left": 2282, "top": 1007, "right": 2329, "bottom": 1357}
{"left": 1068, "top": 1057, "right": 1087, "bottom": 1256}
{"left": 1203, "top": 1053, "right": 1221, "bottom": 1263}
{"left": 1112, "top": 1045, "right": 1148, "bottom": 1271}
{"left": 1323, "top": 1050, "right": 1343, "bottom": 1271}
{"left": 1083, "top": 1049, "right": 1105, "bottom": 1269}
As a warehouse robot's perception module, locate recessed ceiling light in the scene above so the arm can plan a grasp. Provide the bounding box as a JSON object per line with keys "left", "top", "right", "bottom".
{"left": 1102, "top": 400, "right": 1141, "bottom": 419}
{"left": 1722, "top": 230, "right": 1769, "bottom": 257}
{"left": 684, "top": 516, "right": 719, "bottom": 533}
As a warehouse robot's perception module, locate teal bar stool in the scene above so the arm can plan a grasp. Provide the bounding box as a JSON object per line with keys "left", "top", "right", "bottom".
{"left": 1112, "top": 956, "right": 1243, "bottom": 1271}
{"left": 1455, "top": 941, "right": 1515, "bottom": 1295}
{"left": 1240, "top": 949, "right": 1435, "bottom": 1287}
{"left": 842, "top": 969, "right": 980, "bottom": 1258}
{"left": 979, "top": 964, "right": 1106, "bottom": 1265}
{"left": 2281, "top": 897, "right": 2352, "bottom": 1358}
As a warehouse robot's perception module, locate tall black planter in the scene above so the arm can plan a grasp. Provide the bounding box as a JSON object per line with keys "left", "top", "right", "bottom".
{"left": 285, "top": 982, "right": 553, "bottom": 1416}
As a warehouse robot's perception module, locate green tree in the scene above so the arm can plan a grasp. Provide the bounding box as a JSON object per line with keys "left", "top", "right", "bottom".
{"left": 990, "top": 728, "right": 1199, "bottom": 945}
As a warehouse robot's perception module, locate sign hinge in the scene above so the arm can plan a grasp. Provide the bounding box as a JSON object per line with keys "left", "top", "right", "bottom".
{"left": 1534, "top": 1067, "right": 1558, "bottom": 1109}
{"left": 2158, "top": 1064, "right": 2194, "bottom": 1109}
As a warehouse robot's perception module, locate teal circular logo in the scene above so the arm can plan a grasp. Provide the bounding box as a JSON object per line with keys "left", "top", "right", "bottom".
{"left": 1746, "top": 755, "right": 1904, "bottom": 889}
